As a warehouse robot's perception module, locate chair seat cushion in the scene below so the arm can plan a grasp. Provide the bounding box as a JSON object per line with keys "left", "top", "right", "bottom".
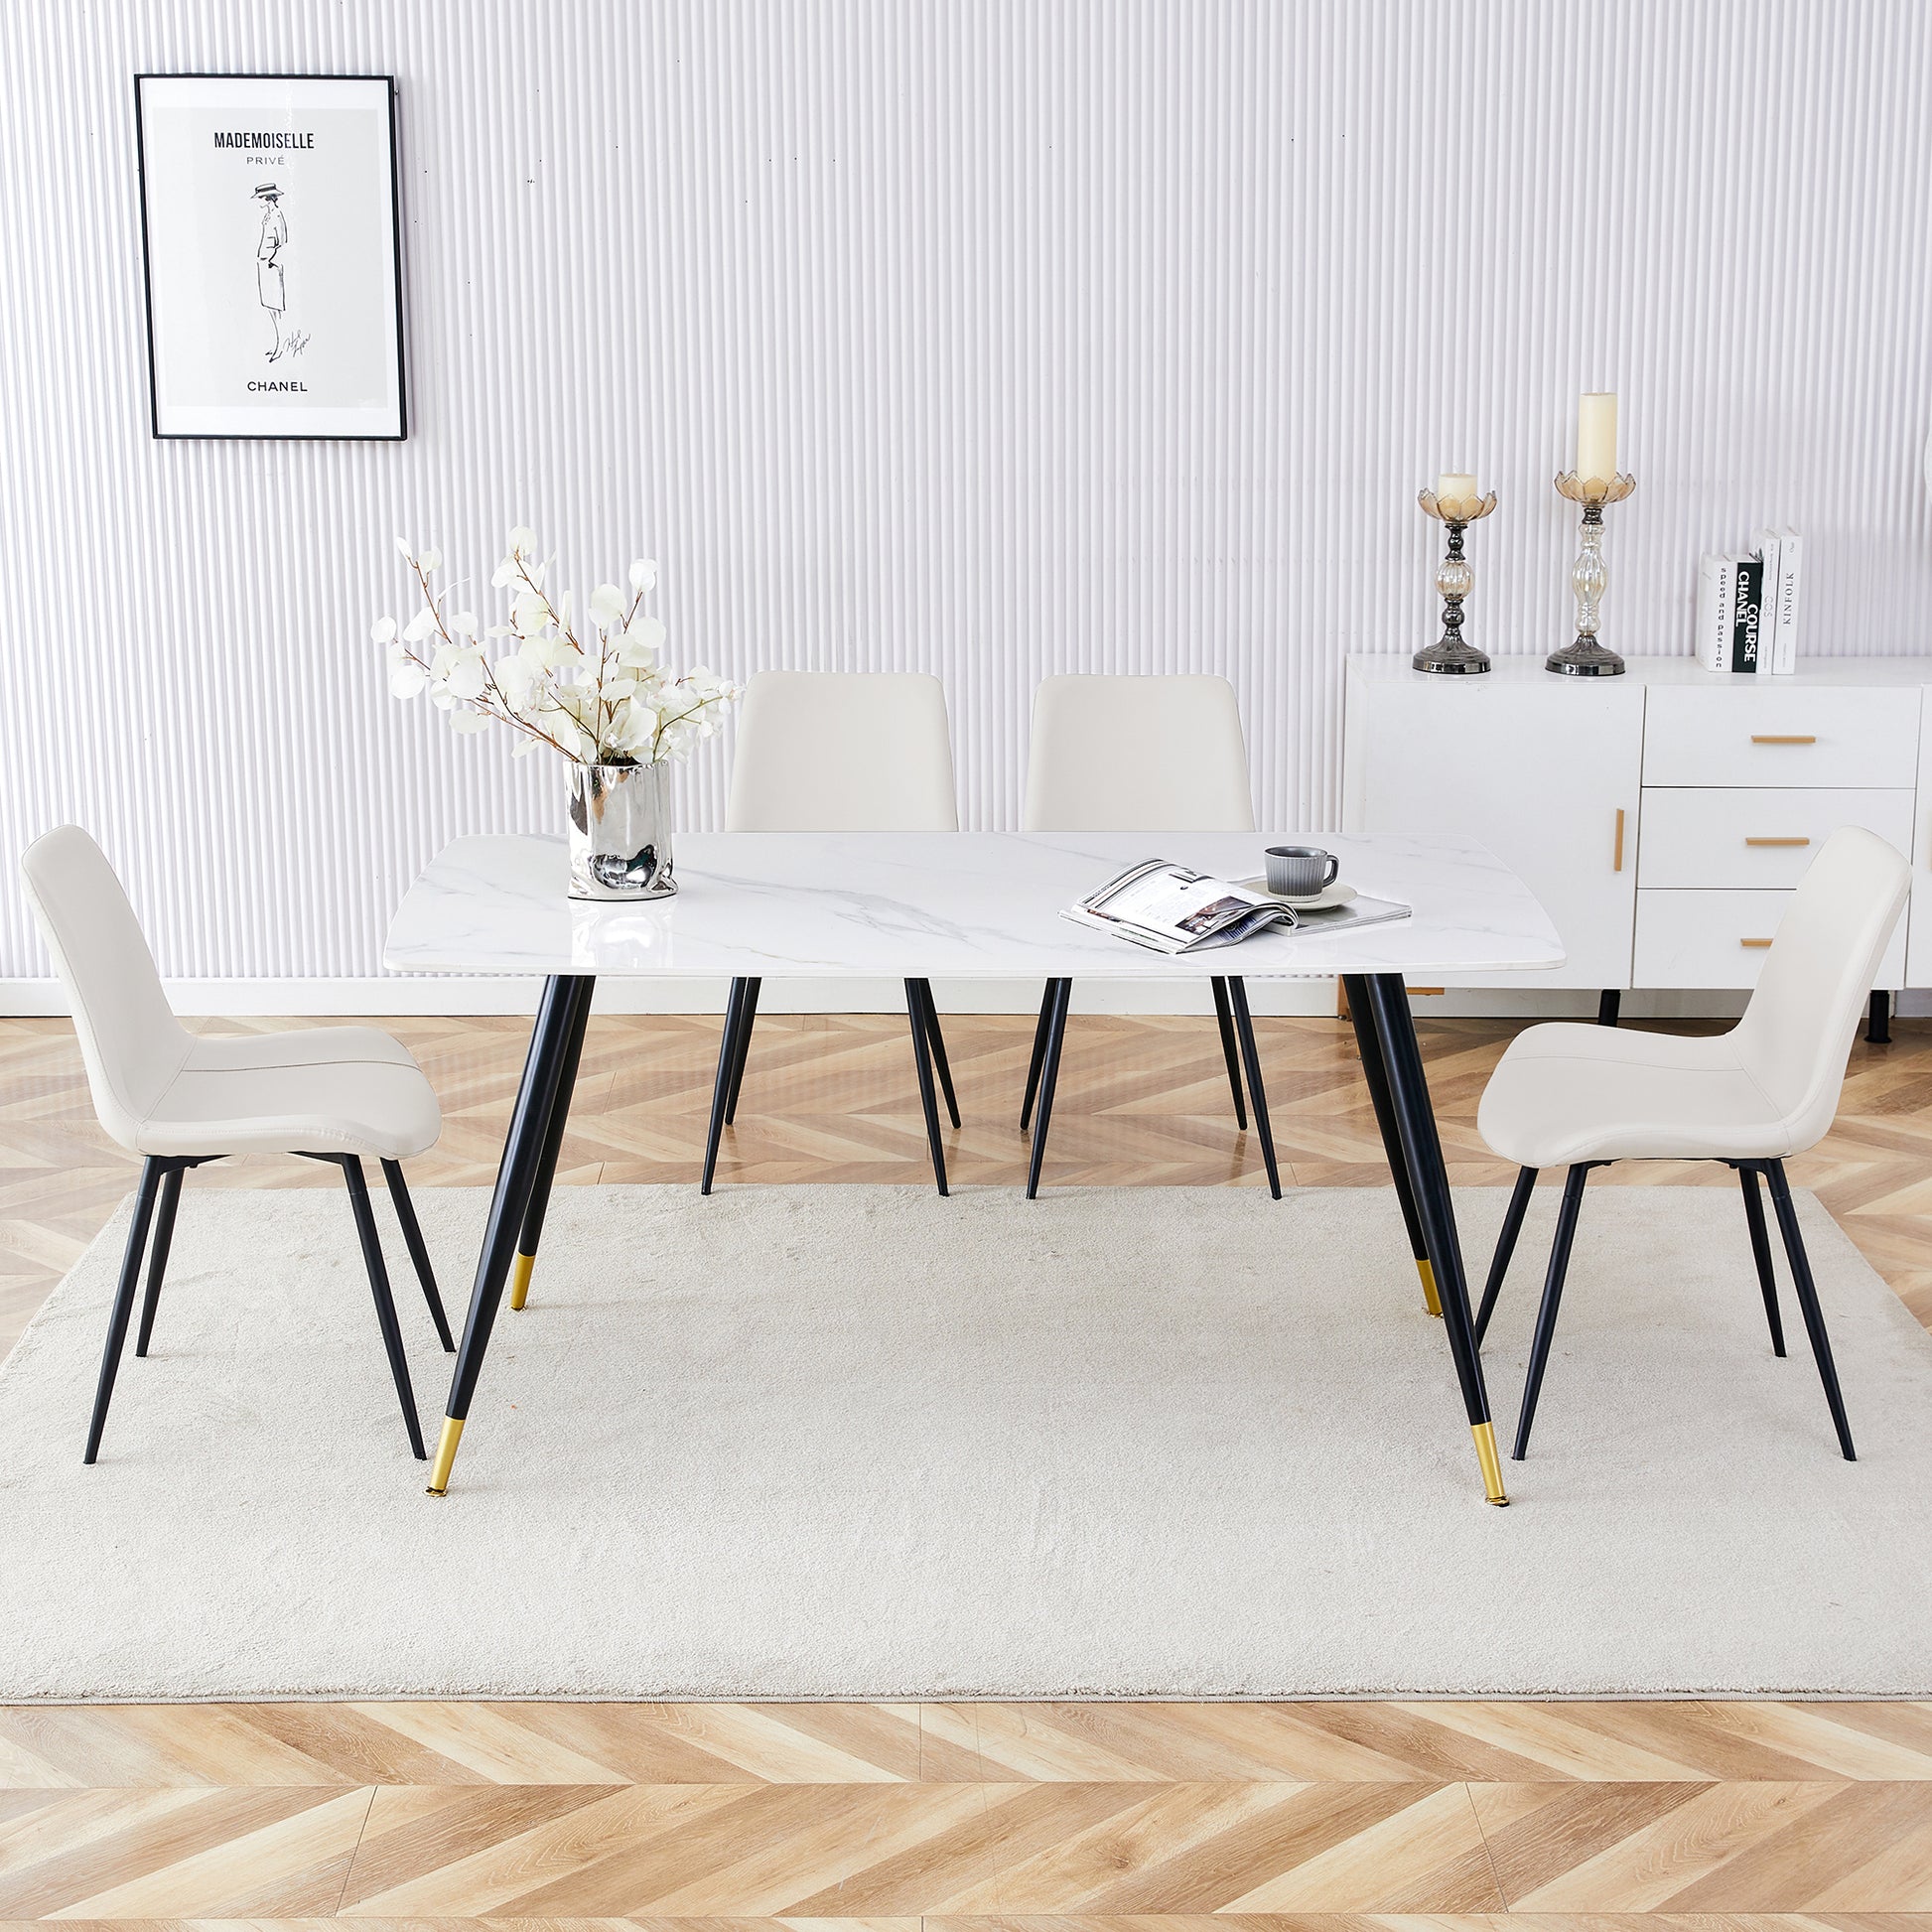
{"left": 133, "top": 1027, "right": 442, "bottom": 1161}
{"left": 1476, "top": 1022, "right": 1793, "bottom": 1170}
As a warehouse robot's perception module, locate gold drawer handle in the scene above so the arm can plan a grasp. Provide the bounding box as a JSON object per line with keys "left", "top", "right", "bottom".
{"left": 1740, "top": 937, "right": 1774, "bottom": 949}
{"left": 1751, "top": 733, "right": 1817, "bottom": 745}
{"left": 1744, "top": 836, "right": 1811, "bottom": 847}
{"left": 1613, "top": 806, "right": 1625, "bottom": 872}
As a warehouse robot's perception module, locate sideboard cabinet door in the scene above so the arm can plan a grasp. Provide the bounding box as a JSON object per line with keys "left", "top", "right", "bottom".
{"left": 1342, "top": 662, "right": 1644, "bottom": 989}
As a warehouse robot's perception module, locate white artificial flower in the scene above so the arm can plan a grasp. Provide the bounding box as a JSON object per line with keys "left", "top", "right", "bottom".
{"left": 490, "top": 558, "right": 518, "bottom": 589}
{"left": 449, "top": 611, "right": 479, "bottom": 636}
{"left": 445, "top": 652, "right": 489, "bottom": 701}
{"left": 395, "top": 536, "right": 415, "bottom": 562}
{"left": 510, "top": 734, "right": 540, "bottom": 759}
{"left": 390, "top": 663, "right": 428, "bottom": 699}
{"left": 507, "top": 524, "right": 536, "bottom": 554}
{"left": 511, "top": 591, "right": 549, "bottom": 637}
{"left": 371, "top": 616, "right": 397, "bottom": 643}
{"left": 588, "top": 583, "right": 626, "bottom": 628}
{"left": 402, "top": 608, "right": 438, "bottom": 643}
{"left": 485, "top": 623, "right": 512, "bottom": 638}
{"left": 417, "top": 546, "right": 444, "bottom": 573}
{"left": 628, "top": 558, "right": 657, "bottom": 594}
{"left": 450, "top": 710, "right": 492, "bottom": 735}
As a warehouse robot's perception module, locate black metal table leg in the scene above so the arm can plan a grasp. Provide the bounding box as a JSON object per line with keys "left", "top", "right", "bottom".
{"left": 1224, "top": 978, "right": 1281, "bottom": 1199}
{"left": 1026, "top": 978, "right": 1073, "bottom": 1198}
{"left": 724, "top": 976, "right": 762, "bottom": 1123}
{"left": 911, "top": 979, "right": 961, "bottom": 1128}
{"left": 1020, "top": 984, "right": 1054, "bottom": 1131}
{"left": 509, "top": 976, "right": 596, "bottom": 1311}
{"left": 701, "top": 977, "right": 753, "bottom": 1195}
{"left": 1209, "top": 977, "right": 1248, "bottom": 1128}
{"left": 1343, "top": 974, "right": 1439, "bottom": 1314}
{"left": 1359, "top": 973, "right": 1508, "bottom": 1504}
{"left": 428, "top": 973, "right": 593, "bottom": 1494}
{"left": 903, "top": 978, "right": 950, "bottom": 1195}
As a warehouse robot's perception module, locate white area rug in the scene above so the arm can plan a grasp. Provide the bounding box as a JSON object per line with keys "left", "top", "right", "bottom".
{"left": 1, "top": 1182, "right": 1929, "bottom": 1700}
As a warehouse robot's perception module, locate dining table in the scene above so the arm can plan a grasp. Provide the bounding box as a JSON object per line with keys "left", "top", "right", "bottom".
{"left": 385, "top": 829, "right": 1565, "bottom": 1504}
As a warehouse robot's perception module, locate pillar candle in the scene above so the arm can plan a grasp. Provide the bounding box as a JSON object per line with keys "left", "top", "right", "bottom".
{"left": 1438, "top": 472, "right": 1477, "bottom": 502}
{"left": 1578, "top": 393, "right": 1617, "bottom": 484}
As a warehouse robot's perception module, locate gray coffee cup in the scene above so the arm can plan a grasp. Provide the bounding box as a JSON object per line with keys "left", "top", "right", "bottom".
{"left": 1265, "top": 844, "right": 1340, "bottom": 897}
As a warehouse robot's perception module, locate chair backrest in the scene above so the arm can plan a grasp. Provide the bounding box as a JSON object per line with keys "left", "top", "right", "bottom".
{"left": 725, "top": 671, "right": 959, "bottom": 831}
{"left": 1023, "top": 674, "right": 1256, "bottom": 831}
{"left": 1731, "top": 825, "right": 1910, "bottom": 1149}
{"left": 19, "top": 826, "right": 192, "bottom": 1152}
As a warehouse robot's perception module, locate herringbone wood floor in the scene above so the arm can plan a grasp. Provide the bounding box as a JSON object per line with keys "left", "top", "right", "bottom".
{"left": 3, "top": 1007, "right": 1932, "bottom": 1922}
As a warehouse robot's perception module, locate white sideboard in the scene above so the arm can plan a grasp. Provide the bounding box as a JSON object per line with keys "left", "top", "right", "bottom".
{"left": 1341, "top": 655, "right": 1930, "bottom": 995}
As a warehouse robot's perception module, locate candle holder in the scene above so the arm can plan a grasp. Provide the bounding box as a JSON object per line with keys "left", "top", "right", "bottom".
{"left": 1414, "top": 485, "right": 1498, "bottom": 674}
{"left": 1547, "top": 471, "right": 1636, "bottom": 677}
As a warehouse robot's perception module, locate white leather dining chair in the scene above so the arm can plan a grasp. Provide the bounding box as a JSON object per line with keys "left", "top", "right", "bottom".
{"left": 1473, "top": 825, "right": 1910, "bottom": 1464}
{"left": 20, "top": 826, "right": 452, "bottom": 1463}
{"left": 706, "top": 670, "right": 962, "bottom": 1194}
{"left": 1019, "top": 673, "right": 1278, "bottom": 1198}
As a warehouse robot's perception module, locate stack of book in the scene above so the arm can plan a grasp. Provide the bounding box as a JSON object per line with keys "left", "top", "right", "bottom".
{"left": 1697, "top": 527, "right": 1802, "bottom": 674}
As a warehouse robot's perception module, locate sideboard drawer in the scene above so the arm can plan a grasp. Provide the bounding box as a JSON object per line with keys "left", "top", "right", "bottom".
{"left": 1642, "top": 685, "right": 1921, "bottom": 788}
{"left": 1636, "top": 787, "right": 1915, "bottom": 889}
{"left": 1635, "top": 887, "right": 1908, "bottom": 988}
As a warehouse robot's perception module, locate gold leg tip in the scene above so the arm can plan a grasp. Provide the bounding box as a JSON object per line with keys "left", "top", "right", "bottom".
{"left": 1416, "top": 1256, "right": 1444, "bottom": 1318}
{"left": 426, "top": 1417, "right": 464, "bottom": 1495}
{"left": 1471, "top": 1421, "right": 1509, "bottom": 1505}
{"left": 508, "top": 1251, "right": 535, "bottom": 1311}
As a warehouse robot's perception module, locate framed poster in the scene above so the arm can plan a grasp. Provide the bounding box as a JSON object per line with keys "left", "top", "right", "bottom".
{"left": 134, "top": 73, "right": 406, "bottom": 439}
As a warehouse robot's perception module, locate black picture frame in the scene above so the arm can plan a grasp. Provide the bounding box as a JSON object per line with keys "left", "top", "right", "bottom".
{"left": 134, "top": 72, "right": 408, "bottom": 441}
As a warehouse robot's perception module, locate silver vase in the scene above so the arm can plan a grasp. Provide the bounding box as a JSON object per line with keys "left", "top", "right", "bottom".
{"left": 566, "top": 759, "right": 676, "bottom": 900}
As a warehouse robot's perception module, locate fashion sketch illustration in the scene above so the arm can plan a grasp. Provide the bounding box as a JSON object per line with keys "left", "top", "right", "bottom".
{"left": 251, "top": 180, "right": 306, "bottom": 362}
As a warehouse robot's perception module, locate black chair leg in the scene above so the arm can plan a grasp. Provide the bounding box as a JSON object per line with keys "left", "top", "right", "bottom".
{"left": 133, "top": 1163, "right": 184, "bottom": 1357}
{"left": 723, "top": 976, "right": 761, "bottom": 1124}
{"left": 1473, "top": 1166, "right": 1538, "bottom": 1347}
{"left": 1209, "top": 976, "right": 1248, "bottom": 1129}
{"left": 341, "top": 1156, "right": 427, "bottom": 1460}
{"left": 1026, "top": 978, "right": 1073, "bottom": 1198}
{"left": 912, "top": 978, "right": 961, "bottom": 1129}
{"left": 85, "top": 1158, "right": 167, "bottom": 1463}
{"left": 1737, "top": 1165, "right": 1785, "bottom": 1358}
{"left": 1020, "top": 983, "right": 1054, "bottom": 1131}
{"left": 1763, "top": 1160, "right": 1856, "bottom": 1459}
{"left": 1224, "top": 978, "right": 1281, "bottom": 1199}
{"left": 1512, "top": 1163, "right": 1589, "bottom": 1460}
{"left": 702, "top": 977, "right": 752, "bottom": 1194}
{"left": 903, "top": 979, "right": 949, "bottom": 1195}
{"left": 381, "top": 1159, "right": 455, "bottom": 1351}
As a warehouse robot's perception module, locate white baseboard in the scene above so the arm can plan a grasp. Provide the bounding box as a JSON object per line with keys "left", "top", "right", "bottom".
{"left": 0, "top": 976, "right": 1343, "bottom": 1020}
{"left": 8, "top": 975, "right": 1913, "bottom": 1024}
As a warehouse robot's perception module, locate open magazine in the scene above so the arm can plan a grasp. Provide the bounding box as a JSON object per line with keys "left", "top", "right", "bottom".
{"left": 1063, "top": 859, "right": 1411, "bottom": 955}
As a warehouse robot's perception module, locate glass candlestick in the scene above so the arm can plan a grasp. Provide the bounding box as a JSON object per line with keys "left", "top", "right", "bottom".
{"left": 1414, "top": 485, "right": 1498, "bottom": 674}
{"left": 1547, "top": 471, "right": 1636, "bottom": 676}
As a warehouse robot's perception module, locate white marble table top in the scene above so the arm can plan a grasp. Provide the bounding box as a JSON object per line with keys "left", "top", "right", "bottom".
{"left": 384, "top": 832, "right": 1564, "bottom": 980}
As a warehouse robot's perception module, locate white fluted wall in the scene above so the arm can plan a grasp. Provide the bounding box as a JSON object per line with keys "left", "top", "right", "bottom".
{"left": 4, "top": 0, "right": 1931, "bottom": 990}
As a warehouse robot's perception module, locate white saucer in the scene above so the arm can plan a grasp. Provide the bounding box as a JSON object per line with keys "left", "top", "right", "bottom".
{"left": 1238, "top": 877, "right": 1357, "bottom": 911}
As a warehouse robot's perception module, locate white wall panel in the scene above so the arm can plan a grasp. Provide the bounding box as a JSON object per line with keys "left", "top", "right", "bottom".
{"left": 3, "top": 0, "right": 1930, "bottom": 983}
